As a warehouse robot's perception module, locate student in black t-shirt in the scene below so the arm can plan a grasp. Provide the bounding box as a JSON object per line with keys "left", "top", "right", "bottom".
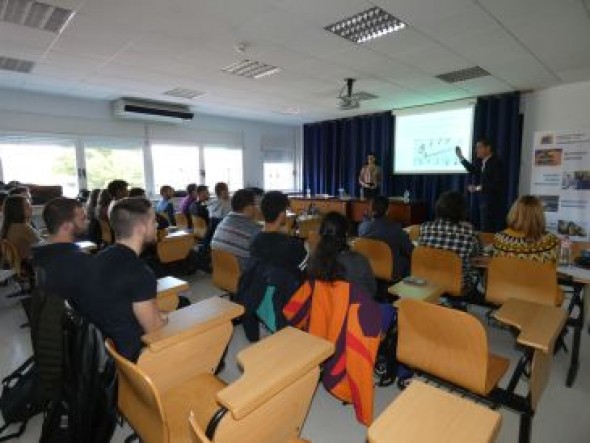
{"left": 32, "top": 197, "right": 93, "bottom": 301}
{"left": 76, "top": 198, "right": 167, "bottom": 362}
{"left": 249, "top": 191, "right": 307, "bottom": 274}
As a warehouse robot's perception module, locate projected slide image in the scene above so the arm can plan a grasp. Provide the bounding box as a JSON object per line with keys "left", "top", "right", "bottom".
{"left": 413, "top": 138, "right": 462, "bottom": 167}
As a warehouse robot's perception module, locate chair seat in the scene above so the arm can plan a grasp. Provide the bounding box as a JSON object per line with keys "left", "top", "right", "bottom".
{"left": 162, "top": 372, "right": 227, "bottom": 443}
{"left": 484, "top": 354, "right": 510, "bottom": 395}
{"left": 556, "top": 287, "right": 564, "bottom": 306}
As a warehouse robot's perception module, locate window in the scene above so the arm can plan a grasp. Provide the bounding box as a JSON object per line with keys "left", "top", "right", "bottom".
{"left": 151, "top": 143, "right": 199, "bottom": 193}
{"left": 263, "top": 149, "right": 295, "bottom": 191}
{"left": 203, "top": 146, "right": 243, "bottom": 191}
{"left": 0, "top": 135, "right": 79, "bottom": 197}
{"left": 84, "top": 139, "right": 145, "bottom": 190}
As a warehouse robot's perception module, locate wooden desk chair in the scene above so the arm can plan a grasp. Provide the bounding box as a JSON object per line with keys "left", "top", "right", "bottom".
{"left": 350, "top": 237, "right": 393, "bottom": 281}
{"left": 99, "top": 219, "right": 113, "bottom": 245}
{"left": 157, "top": 233, "right": 195, "bottom": 264}
{"left": 191, "top": 216, "right": 208, "bottom": 240}
{"left": 211, "top": 248, "right": 241, "bottom": 295}
{"left": 297, "top": 217, "right": 321, "bottom": 239}
{"left": 405, "top": 224, "right": 420, "bottom": 242}
{"left": 1, "top": 239, "right": 22, "bottom": 278}
{"left": 479, "top": 232, "right": 496, "bottom": 247}
{"left": 411, "top": 246, "right": 462, "bottom": 297}
{"left": 397, "top": 298, "right": 509, "bottom": 398}
{"left": 486, "top": 257, "right": 562, "bottom": 307}
{"left": 107, "top": 340, "right": 225, "bottom": 443}
{"left": 368, "top": 380, "right": 502, "bottom": 443}
{"left": 175, "top": 212, "right": 189, "bottom": 229}
{"left": 188, "top": 327, "right": 334, "bottom": 443}
{"left": 306, "top": 230, "right": 320, "bottom": 253}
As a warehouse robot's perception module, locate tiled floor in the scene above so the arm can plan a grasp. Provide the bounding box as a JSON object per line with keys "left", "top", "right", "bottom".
{"left": 1, "top": 274, "right": 589, "bottom": 442}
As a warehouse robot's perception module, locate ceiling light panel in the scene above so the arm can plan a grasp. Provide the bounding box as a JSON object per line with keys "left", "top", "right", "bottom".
{"left": 163, "top": 87, "right": 206, "bottom": 99}
{"left": 436, "top": 66, "right": 491, "bottom": 83}
{"left": 325, "top": 6, "right": 407, "bottom": 44}
{"left": 221, "top": 59, "right": 282, "bottom": 79}
{"left": 0, "top": 55, "right": 34, "bottom": 73}
{"left": 0, "top": 0, "right": 75, "bottom": 33}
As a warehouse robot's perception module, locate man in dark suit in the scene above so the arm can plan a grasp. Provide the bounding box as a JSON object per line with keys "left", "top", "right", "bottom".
{"left": 455, "top": 139, "right": 505, "bottom": 232}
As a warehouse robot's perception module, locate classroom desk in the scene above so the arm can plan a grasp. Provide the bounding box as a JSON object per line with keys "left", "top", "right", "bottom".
{"left": 164, "top": 230, "right": 193, "bottom": 240}
{"left": 156, "top": 276, "right": 189, "bottom": 312}
{"left": 388, "top": 280, "right": 444, "bottom": 305}
{"left": 367, "top": 380, "right": 502, "bottom": 443}
{"left": 76, "top": 240, "right": 97, "bottom": 253}
{"left": 138, "top": 297, "right": 244, "bottom": 392}
{"left": 289, "top": 197, "right": 348, "bottom": 216}
{"left": 471, "top": 256, "right": 586, "bottom": 387}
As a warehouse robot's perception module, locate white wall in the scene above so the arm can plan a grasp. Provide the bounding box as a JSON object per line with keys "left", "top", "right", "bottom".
{"left": 520, "top": 80, "right": 590, "bottom": 194}
{"left": 0, "top": 88, "right": 301, "bottom": 190}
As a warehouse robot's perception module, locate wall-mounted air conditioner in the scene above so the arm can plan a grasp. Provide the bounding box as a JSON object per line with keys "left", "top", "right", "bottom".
{"left": 112, "top": 98, "right": 194, "bottom": 123}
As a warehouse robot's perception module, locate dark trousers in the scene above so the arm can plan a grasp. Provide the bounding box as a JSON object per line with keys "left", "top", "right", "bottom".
{"left": 362, "top": 187, "right": 377, "bottom": 200}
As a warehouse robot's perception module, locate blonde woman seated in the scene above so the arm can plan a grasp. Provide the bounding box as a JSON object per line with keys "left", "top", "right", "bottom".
{"left": 493, "top": 195, "right": 559, "bottom": 263}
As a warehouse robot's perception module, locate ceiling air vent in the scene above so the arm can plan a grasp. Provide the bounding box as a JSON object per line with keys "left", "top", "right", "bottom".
{"left": 436, "top": 66, "right": 490, "bottom": 83}
{"left": 221, "top": 59, "right": 281, "bottom": 79}
{"left": 0, "top": 56, "right": 34, "bottom": 73}
{"left": 163, "top": 87, "right": 206, "bottom": 100}
{"left": 0, "top": 0, "right": 75, "bottom": 33}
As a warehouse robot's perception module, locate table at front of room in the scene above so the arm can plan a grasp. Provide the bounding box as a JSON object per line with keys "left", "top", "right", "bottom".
{"left": 471, "top": 256, "right": 587, "bottom": 387}
{"left": 288, "top": 196, "right": 427, "bottom": 226}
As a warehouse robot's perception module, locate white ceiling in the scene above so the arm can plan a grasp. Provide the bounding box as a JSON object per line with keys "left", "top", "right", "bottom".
{"left": 1, "top": 0, "right": 589, "bottom": 124}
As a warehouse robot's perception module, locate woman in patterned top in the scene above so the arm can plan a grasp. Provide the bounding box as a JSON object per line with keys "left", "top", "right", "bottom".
{"left": 493, "top": 195, "right": 559, "bottom": 263}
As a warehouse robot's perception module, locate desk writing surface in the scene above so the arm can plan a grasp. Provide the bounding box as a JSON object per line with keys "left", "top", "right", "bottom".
{"left": 367, "top": 380, "right": 501, "bottom": 443}
{"left": 142, "top": 297, "right": 243, "bottom": 351}
{"left": 558, "top": 265, "right": 590, "bottom": 284}
{"left": 493, "top": 298, "right": 567, "bottom": 353}
{"left": 388, "top": 280, "right": 444, "bottom": 304}
{"left": 216, "top": 327, "right": 334, "bottom": 420}
{"left": 164, "top": 230, "right": 193, "bottom": 240}
{"left": 157, "top": 276, "right": 189, "bottom": 294}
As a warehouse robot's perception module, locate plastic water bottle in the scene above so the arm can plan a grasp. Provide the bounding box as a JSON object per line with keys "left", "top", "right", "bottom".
{"left": 305, "top": 188, "right": 311, "bottom": 198}
{"left": 338, "top": 188, "right": 345, "bottom": 199}
{"left": 560, "top": 236, "right": 572, "bottom": 266}
{"left": 403, "top": 189, "right": 410, "bottom": 204}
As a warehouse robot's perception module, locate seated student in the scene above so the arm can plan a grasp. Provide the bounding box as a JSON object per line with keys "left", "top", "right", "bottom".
{"left": 85, "top": 189, "right": 100, "bottom": 222}
{"left": 211, "top": 188, "right": 262, "bottom": 270}
{"left": 358, "top": 195, "right": 413, "bottom": 280}
{"left": 95, "top": 189, "right": 112, "bottom": 222}
{"left": 250, "top": 191, "right": 307, "bottom": 275}
{"left": 1, "top": 194, "right": 43, "bottom": 261}
{"left": 106, "top": 179, "right": 129, "bottom": 218}
{"left": 156, "top": 185, "right": 176, "bottom": 226}
{"left": 180, "top": 183, "right": 197, "bottom": 227}
{"left": 188, "top": 185, "right": 210, "bottom": 224}
{"left": 32, "top": 198, "right": 92, "bottom": 300}
{"left": 309, "top": 211, "right": 376, "bottom": 298}
{"left": 76, "top": 198, "right": 167, "bottom": 362}
{"left": 493, "top": 195, "right": 559, "bottom": 263}
{"left": 238, "top": 191, "right": 306, "bottom": 341}
{"left": 418, "top": 191, "right": 480, "bottom": 291}
{"left": 208, "top": 182, "right": 231, "bottom": 234}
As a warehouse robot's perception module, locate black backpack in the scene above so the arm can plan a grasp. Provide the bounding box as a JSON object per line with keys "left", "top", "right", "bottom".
{"left": 0, "top": 357, "right": 44, "bottom": 441}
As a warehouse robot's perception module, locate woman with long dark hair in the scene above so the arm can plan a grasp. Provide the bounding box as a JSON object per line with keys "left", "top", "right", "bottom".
{"left": 307, "top": 211, "right": 376, "bottom": 298}
{"left": 1, "top": 195, "right": 43, "bottom": 260}
{"left": 85, "top": 188, "right": 101, "bottom": 221}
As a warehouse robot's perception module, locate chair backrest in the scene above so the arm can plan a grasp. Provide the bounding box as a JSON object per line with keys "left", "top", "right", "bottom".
{"left": 99, "top": 219, "right": 113, "bottom": 245}
{"left": 211, "top": 248, "right": 241, "bottom": 294}
{"left": 1, "top": 239, "right": 21, "bottom": 276}
{"left": 158, "top": 212, "right": 170, "bottom": 223}
{"left": 397, "top": 299, "right": 490, "bottom": 395}
{"left": 306, "top": 230, "right": 320, "bottom": 252}
{"left": 486, "top": 256, "right": 560, "bottom": 306}
{"left": 411, "top": 246, "right": 462, "bottom": 296}
{"left": 405, "top": 225, "right": 420, "bottom": 242}
{"left": 175, "top": 212, "right": 189, "bottom": 229}
{"left": 297, "top": 217, "right": 321, "bottom": 239}
{"left": 350, "top": 237, "right": 392, "bottom": 281}
{"left": 189, "top": 413, "right": 213, "bottom": 443}
{"left": 207, "top": 327, "right": 334, "bottom": 443}
{"left": 105, "top": 340, "right": 168, "bottom": 443}
{"left": 157, "top": 233, "right": 194, "bottom": 263}
{"left": 479, "top": 232, "right": 495, "bottom": 247}
{"left": 192, "top": 216, "right": 208, "bottom": 239}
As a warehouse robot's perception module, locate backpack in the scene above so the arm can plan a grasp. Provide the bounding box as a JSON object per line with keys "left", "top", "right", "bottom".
{"left": 0, "top": 357, "right": 44, "bottom": 441}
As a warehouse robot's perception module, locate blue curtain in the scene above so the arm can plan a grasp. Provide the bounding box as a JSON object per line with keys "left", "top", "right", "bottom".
{"left": 391, "top": 92, "right": 522, "bottom": 226}
{"left": 303, "top": 111, "right": 393, "bottom": 197}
